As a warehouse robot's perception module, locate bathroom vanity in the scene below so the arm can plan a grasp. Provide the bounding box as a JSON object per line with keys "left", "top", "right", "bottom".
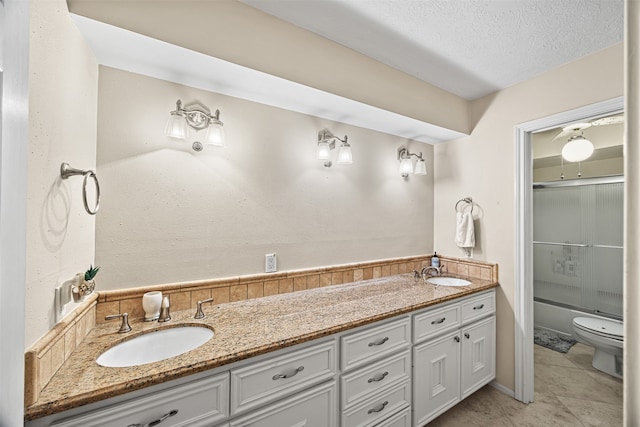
{"left": 25, "top": 274, "right": 497, "bottom": 427}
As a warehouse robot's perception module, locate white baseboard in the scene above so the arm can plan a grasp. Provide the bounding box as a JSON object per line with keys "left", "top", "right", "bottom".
{"left": 490, "top": 380, "right": 516, "bottom": 399}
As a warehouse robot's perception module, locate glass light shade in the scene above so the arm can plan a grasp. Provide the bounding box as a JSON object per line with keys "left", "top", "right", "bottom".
{"left": 317, "top": 141, "right": 331, "bottom": 160}
{"left": 414, "top": 159, "right": 427, "bottom": 175}
{"left": 561, "top": 137, "right": 594, "bottom": 162}
{"left": 205, "top": 123, "right": 226, "bottom": 147}
{"left": 337, "top": 143, "right": 353, "bottom": 164}
{"left": 399, "top": 158, "right": 414, "bottom": 176}
{"left": 164, "top": 113, "right": 187, "bottom": 140}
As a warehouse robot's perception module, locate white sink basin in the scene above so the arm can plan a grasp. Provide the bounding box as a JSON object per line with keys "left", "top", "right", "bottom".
{"left": 97, "top": 326, "right": 214, "bottom": 367}
{"left": 426, "top": 277, "right": 471, "bottom": 287}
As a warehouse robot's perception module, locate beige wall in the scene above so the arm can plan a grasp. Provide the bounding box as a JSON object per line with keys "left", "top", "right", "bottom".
{"left": 95, "top": 67, "right": 434, "bottom": 289}
{"left": 433, "top": 43, "right": 624, "bottom": 391}
{"left": 25, "top": 0, "right": 98, "bottom": 347}
{"left": 67, "top": 0, "right": 469, "bottom": 135}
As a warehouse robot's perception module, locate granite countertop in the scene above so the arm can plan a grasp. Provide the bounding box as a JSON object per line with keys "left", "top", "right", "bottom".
{"left": 25, "top": 273, "right": 498, "bottom": 420}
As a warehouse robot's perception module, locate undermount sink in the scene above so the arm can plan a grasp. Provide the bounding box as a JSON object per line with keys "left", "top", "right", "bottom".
{"left": 96, "top": 326, "right": 214, "bottom": 368}
{"left": 426, "top": 277, "right": 471, "bottom": 287}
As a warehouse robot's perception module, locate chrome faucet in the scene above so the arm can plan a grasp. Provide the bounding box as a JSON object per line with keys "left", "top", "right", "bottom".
{"left": 105, "top": 312, "right": 131, "bottom": 333}
{"left": 421, "top": 265, "right": 445, "bottom": 278}
{"left": 194, "top": 297, "right": 214, "bottom": 319}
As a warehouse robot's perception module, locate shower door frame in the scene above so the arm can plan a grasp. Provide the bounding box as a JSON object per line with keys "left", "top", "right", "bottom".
{"left": 514, "top": 96, "right": 624, "bottom": 403}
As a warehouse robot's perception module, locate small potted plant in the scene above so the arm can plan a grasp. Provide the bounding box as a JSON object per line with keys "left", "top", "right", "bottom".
{"left": 72, "top": 264, "right": 100, "bottom": 302}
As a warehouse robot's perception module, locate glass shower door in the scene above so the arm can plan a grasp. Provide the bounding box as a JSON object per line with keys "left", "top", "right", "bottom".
{"left": 533, "top": 178, "right": 623, "bottom": 318}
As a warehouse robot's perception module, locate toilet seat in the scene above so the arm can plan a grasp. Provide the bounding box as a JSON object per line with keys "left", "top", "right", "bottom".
{"left": 573, "top": 317, "right": 623, "bottom": 341}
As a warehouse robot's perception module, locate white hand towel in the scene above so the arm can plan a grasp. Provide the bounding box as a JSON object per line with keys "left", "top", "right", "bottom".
{"left": 455, "top": 212, "right": 475, "bottom": 248}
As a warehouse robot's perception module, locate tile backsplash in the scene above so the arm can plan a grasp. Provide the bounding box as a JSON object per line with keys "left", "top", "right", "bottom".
{"left": 24, "top": 254, "right": 497, "bottom": 406}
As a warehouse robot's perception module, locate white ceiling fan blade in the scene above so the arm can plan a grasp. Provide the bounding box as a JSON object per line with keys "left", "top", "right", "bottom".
{"left": 590, "top": 115, "right": 624, "bottom": 126}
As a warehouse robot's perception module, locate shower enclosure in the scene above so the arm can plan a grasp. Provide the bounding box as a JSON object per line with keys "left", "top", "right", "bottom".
{"left": 533, "top": 176, "right": 623, "bottom": 336}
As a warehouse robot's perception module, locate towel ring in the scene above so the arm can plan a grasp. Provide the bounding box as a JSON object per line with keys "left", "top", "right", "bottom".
{"left": 60, "top": 163, "right": 100, "bottom": 215}
{"left": 455, "top": 197, "right": 473, "bottom": 214}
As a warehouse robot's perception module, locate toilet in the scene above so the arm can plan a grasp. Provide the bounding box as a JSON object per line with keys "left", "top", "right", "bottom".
{"left": 572, "top": 316, "right": 623, "bottom": 378}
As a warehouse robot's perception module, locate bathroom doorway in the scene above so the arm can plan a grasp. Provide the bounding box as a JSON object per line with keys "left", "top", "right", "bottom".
{"left": 513, "top": 96, "right": 624, "bottom": 404}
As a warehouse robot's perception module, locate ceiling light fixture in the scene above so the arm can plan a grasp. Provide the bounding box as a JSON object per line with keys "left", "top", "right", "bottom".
{"left": 316, "top": 128, "right": 352, "bottom": 167}
{"left": 561, "top": 134, "right": 594, "bottom": 163}
{"left": 165, "top": 99, "right": 226, "bottom": 152}
{"left": 398, "top": 147, "right": 427, "bottom": 178}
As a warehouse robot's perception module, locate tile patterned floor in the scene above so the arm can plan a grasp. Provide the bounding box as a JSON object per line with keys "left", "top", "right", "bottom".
{"left": 427, "top": 343, "right": 623, "bottom": 426}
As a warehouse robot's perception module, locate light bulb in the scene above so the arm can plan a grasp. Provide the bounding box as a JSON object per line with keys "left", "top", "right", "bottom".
{"left": 561, "top": 136, "right": 594, "bottom": 162}
{"left": 317, "top": 141, "right": 331, "bottom": 160}
{"left": 399, "top": 158, "right": 414, "bottom": 177}
{"left": 205, "top": 123, "right": 226, "bottom": 147}
{"left": 164, "top": 113, "right": 187, "bottom": 140}
{"left": 414, "top": 158, "right": 427, "bottom": 175}
{"left": 337, "top": 143, "right": 353, "bottom": 164}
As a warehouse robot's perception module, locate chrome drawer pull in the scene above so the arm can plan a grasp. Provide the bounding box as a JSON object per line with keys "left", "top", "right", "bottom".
{"left": 368, "top": 337, "right": 389, "bottom": 347}
{"left": 367, "top": 371, "right": 389, "bottom": 383}
{"left": 473, "top": 304, "right": 485, "bottom": 310}
{"left": 431, "top": 317, "right": 446, "bottom": 325}
{"left": 272, "top": 366, "right": 305, "bottom": 380}
{"left": 367, "top": 400, "right": 389, "bottom": 414}
{"left": 127, "top": 409, "right": 178, "bottom": 427}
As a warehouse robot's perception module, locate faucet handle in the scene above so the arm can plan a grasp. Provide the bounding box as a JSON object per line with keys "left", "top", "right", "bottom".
{"left": 105, "top": 312, "right": 131, "bottom": 333}
{"left": 158, "top": 296, "right": 171, "bottom": 323}
{"left": 194, "top": 298, "right": 214, "bottom": 319}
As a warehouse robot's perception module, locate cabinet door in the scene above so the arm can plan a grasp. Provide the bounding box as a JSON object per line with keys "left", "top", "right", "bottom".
{"left": 461, "top": 315, "right": 496, "bottom": 399}
{"left": 412, "top": 330, "right": 460, "bottom": 427}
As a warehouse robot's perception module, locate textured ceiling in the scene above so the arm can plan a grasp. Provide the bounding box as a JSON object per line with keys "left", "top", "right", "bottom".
{"left": 241, "top": 0, "right": 624, "bottom": 100}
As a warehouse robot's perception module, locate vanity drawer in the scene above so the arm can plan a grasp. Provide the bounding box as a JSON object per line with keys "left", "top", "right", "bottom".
{"left": 461, "top": 291, "right": 495, "bottom": 324}
{"left": 229, "top": 380, "right": 337, "bottom": 427}
{"left": 49, "top": 372, "right": 229, "bottom": 427}
{"left": 375, "top": 406, "right": 411, "bottom": 427}
{"left": 341, "top": 317, "right": 410, "bottom": 372}
{"left": 341, "top": 350, "right": 410, "bottom": 409}
{"left": 230, "top": 339, "right": 337, "bottom": 415}
{"left": 413, "top": 303, "right": 461, "bottom": 343}
{"left": 341, "top": 379, "right": 410, "bottom": 427}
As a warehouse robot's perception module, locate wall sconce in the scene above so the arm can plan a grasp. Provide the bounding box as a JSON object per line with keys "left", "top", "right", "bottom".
{"left": 398, "top": 147, "right": 427, "bottom": 178}
{"left": 165, "top": 99, "right": 226, "bottom": 152}
{"left": 316, "top": 128, "right": 352, "bottom": 167}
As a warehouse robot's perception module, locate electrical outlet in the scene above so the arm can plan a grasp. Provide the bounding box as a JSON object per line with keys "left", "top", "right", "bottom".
{"left": 265, "top": 253, "right": 277, "bottom": 273}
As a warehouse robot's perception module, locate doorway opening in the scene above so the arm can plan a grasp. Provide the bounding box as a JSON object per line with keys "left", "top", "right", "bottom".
{"left": 514, "top": 96, "right": 624, "bottom": 403}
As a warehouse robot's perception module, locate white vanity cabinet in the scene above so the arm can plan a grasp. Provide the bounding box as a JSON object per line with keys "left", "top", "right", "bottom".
{"left": 26, "top": 288, "right": 497, "bottom": 427}
{"left": 412, "top": 290, "right": 496, "bottom": 426}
